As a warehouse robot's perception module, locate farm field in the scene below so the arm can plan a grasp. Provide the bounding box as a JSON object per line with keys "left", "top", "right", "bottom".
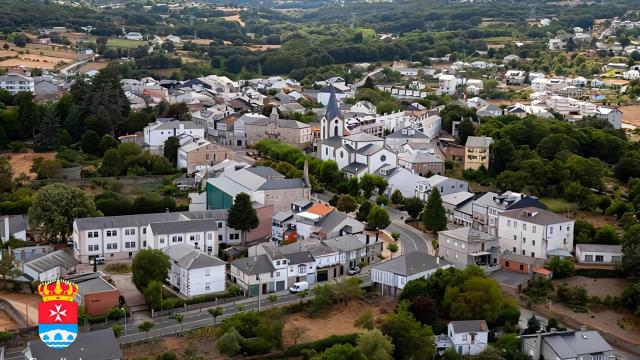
{"left": 107, "top": 38, "right": 148, "bottom": 49}
{"left": 0, "top": 41, "right": 80, "bottom": 70}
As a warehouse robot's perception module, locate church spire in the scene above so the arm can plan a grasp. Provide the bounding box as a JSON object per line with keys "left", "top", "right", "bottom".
{"left": 324, "top": 86, "right": 342, "bottom": 121}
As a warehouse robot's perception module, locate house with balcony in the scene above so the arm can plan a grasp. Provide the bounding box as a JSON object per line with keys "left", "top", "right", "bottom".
{"left": 250, "top": 242, "right": 317, "bottom": 285}
{"left": 464, "top": 136, "right": 492, "bottom": 170}
{"left": 438, "top": 227, "right": 499, "bottom": 269}
{"left": 471, "top": 191, "right": 547, "bottom": 236}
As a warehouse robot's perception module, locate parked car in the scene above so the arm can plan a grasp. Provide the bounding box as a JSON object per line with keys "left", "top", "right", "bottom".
{"left": 89, "top": 257, "right": 105, "bottom": 265}
{"left": 348, "top": 266, "right": 361, "bottom": 275}
{"left": 289, "top": 281, "right": 309, "bottom": 294}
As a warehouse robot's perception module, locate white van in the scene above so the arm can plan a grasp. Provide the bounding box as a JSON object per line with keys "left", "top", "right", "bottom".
{"left": 90, "top": 256, "right": 105, "bottom": 265}
{"left": 289, "top": 281, "right": 309, "bottom": 294}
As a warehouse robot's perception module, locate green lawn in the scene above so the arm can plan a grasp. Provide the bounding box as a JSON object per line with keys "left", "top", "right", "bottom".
{"left": 540, "top": 197, "right": 579, "bottom": 213}
{"left": 107, "top": 38, "right": 148, "bottom": 49}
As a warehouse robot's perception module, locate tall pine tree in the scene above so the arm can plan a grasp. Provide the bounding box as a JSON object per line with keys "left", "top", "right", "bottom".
{"left": 34, "top": 105, "right": 60, "bottom": 151}
{"left": 421, "top": 188, "right": 447, "bottom": 233}
{"left": 227, "top": 193, "right": 259, "bottom": 245}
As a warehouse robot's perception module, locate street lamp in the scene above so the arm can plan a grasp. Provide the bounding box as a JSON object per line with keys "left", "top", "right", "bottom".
{"left": 257, "top": 275, "right": 261, "bottom": 312}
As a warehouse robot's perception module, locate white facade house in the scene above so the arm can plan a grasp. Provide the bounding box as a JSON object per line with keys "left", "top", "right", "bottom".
{"left": 72, "top": 210, "right": 235, "bottom": 264}
{"left": 22, "top": 250, "right": 77, "bottom": 282}
{"left": 446, "top": 321, "right": 489, "bottom": 355}
{"left": 0, "top": 74, "right": 35, "bottom": 95}
{"left": 371, "top": 252, "right": 451, "bottom": 296}
{"left": 596, "top": 106, "right": 623, "bottom": 129}
{"left": 229, "top": 254, "right": 290, "bottom": 296}
{"left": 415, "top": 175, "right": 469, "bottom": 201}
{"left": 498, "top": 207, "right": 574, "bottom": 259}
{"left": 437, "top": 75, "right": 458, "bottom": 95}
{"left": 0, "top": 215, "right": 27, "bottom": 242}
{"left": 320, "top": 133, "right": 397, "bottom": 178}
{"left": 143, "top": 118, "right": 206, "bottom": 148}
{"left": 163, "top": 244, "right": 226, "bottom": 297}
{"left": 125, "top": 32, "right": 143, "bottom": 40}
{"left": 575, "top": 244, "right": 622, "bottom": 264}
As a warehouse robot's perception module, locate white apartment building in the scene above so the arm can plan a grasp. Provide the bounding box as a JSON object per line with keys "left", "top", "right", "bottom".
{"left": 415, "top": 175, "right": 469, "bottom": 201}
{"left": 497, "top": 207, "right": 574, "bottom": 259}
{"left": 72, "top": 210, "right": 240, "bottom": 263}
{"left": 437, "top": 75, "right": 458, "bottom": 95}
{"left": 163, "top": 244, "right": 226, "bottom": 297}
{"left": 371, "top": 252, "right": 451, "bottom": 296}
{"left": 143, "top": 118, "right": 206, "bottom": 148}
{"left": 0, "top": 74, "right": 35, "bottom": 94}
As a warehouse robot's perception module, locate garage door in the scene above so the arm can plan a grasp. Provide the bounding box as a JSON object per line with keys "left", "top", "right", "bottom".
{"left": 317, "top": 270, "right": 328, "bottom": 282}
{"left": 276, "top": 280, "right": 285, "bottom": 291}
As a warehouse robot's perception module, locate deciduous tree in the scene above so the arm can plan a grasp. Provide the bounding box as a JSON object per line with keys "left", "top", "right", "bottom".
{"left": 368, "top": 205, "right": 390, "bottom": 242}
{"left": 381, "top": 302, "right": 435, "bottom": 360}
{"left": 28, "top": 183, "right": 99, "bottom": 241}
{"left": 357, "top": 329, "right": 394, "bottom": 360}
{"left": 336, "top": 194, "right": 358, "bottom": 213}
{"left": 132, "top": 249, "right": 170, "bottom": 290}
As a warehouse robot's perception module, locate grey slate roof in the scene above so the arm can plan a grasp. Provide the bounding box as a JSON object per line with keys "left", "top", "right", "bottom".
{"left": 373, "top": 251, "right": 449, "bottom": 276}
{"left": 277, "top": 119, "right": 311, "bottom": 129}
{"left": 386, "top": 127, "right": 429, "bottom": 139}
{"left": 576, "top": 244, "right": 622, "bottom": 253}
{"left": 261, "top": 243, "right": 316, "bottom": 265}
{"left": 343, "top": 133, "right": 382, "bottom": 142}
{"left": 273, "top": 211, "right": 294, "bottom": 222}
{"left": 246, "top": 166, "right": 284, "bottom": 179}
{"left": 450, "top": 320, "right": 489, "bottom": 333}
{"left": 24, "top": 250, "right": 77, "bottom": 273}
{"left": 500, "top": 207, "right": 570, "bottom": 226}
{"left": 465, "top": 136, "right": 493, "bottom": 148}
{"left": 27, "top": 329, "right": 123, "bottom": 360}
{"left": 438, "top": 226, "right": 497, "bottom": 243}
{"left": 64, "top": 272, "right": 116, "bottom": 295}
{"left": 163, "top": 244, "right": 225, "bottom": 270}
{"left": 342, "top": 162, "right": 368, "bottom": 174}
{"left": 150, "top": 219, "right": 218, "bottom": 235}
{"left": 154, "top": 120, "right": 204, "bottom": 131}
{"left": 441, "top": 191, "right": 475, "bottom": 206}
{"left": 521, "top": 331, "right": 613, "bottom": 358}
{"left": 356, "top": 143, "right": 383, "bottom": 156}
{"left": 75, "top": 212, "right": 186, "bottom": 231}
{"left": 322, "top": 235, "right": 364, "bottom": 252}
{"left": 231, "top": 254, "right": 275, "bottom": 275}
{"left": 0, "top": 214, "right": 27, "bottom": 238}
{"left": 320, "top": 136, "right": 343, "bottom": 149}
{"left": 257, "top": 178, "right": 307, "bottom": 190}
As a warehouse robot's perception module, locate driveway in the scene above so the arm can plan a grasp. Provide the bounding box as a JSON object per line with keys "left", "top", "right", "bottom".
{"left": 110, "top": 274, "right": 149, "bottom": 321}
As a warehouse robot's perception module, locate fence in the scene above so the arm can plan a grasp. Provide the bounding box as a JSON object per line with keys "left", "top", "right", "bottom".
{"left": 151, "top": 295, "right": 246, "bottom": 318}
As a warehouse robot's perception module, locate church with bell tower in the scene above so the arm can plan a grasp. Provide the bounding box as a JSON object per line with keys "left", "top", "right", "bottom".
{"left": 320, "top": 88, "right": 344, "bottom": 140}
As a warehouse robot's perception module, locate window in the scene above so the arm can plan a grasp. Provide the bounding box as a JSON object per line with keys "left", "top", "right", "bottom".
{"left": 512, "top": 247, "right": 516, "bottom": 253}
{"left": 519, "top": 264, "right": 524, "bottom": 271}
{"left": 522, "top": 250, "right": 525, "bottom": 255}
{"left": 514, "top": 221, "right": 517, "bottom": 228}
{"left": 585, "top": 255, "right": 593, "bottom": 262}
{"left": 523, "top": 224, "right": 527, "bottom": 231}
{"left": 507, "top": 220, "right": 511, "bottom": 227}
{"left": 505, "top": 261, "right": 510, "bottom": 267}
{"left": 160, "top": 237, "right": 165, "bottom": 244}
{"left": 217, "top": 222, "right": 223, "bottom": 229}
{"left": 125, "top": 228, "right": 136, "bottom": 236}
{"left": 461, "top": 243, "right": 465, "bottom": 249}
{"left": 106, "top": 243, "right": 118, "bottom": 250}
{"left": 106, "top": 230, "right": 117, "bottom": 237}
{"left": 207, "top": 233, "right": 212, "bottom": 240}
{"left": 276, "top": 260, "right": 280, "bottom": 266}
{"left": 229, "top": 233, "right": 239, "bottom": 240}
{"left": 447, "top": 238, "right": 451, "bottom": 244}
{"left": 549, "top": 226, "right": 553, "bottom": 234}
{"left": 88, "top": 231, "right": 99, "bottom": 238}
{"left": 380, "top": 154, "right": 386, "bottom": 162}
{"left": 595, "top": 255, "right": 604, "bottom": 262}
{"left": 125, "top": 242, "right": 136, "bottom": 248}
{"left": 275, "top": 271, "right": 280, "bottom": 277}
{"left": 205, "top": 269, "right": 211, "bottom": 276}
{"left": 143, "top": 228, "right": 147, "bottom": 234}
{"left": 563, "top": 238, "right": 567, "bottom": 244}
{"left": 218, "top": 235, "right": 223, "bottom": 241}
{"left": 205, "top": 284, "right": 211, "bottom": 291}
{"left": 513, "top": 235, "right": 517, "bottom": 241}
{"left": 462, "top": 334, "right": 467, "bottom": 341}
{"left": 523, "top": 237, "right": 526, "bottom": 243}
{"left": 532, "top": 240, "right": 536, "bottom": 246}
{"left": 532, "top": 226, "right": 536, "bottom": 233}
{"left": 172, "top": 236, "right": 182, "bottom": 243}
{"left": 454, "top": 241, "right": 458, "bottom": 247}
{"left": 88, "top": 245, "right": 99, "bottom": 251}
{"left": 531, "top": 252, "right": 535, "bottom": 257}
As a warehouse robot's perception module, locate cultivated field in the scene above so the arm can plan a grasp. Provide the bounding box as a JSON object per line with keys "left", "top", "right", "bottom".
{"left": 0, "top": 41, "right": 80, "bottom": 70}
{"left": 107, "top": 38, "right": 148, "bottom": 49}
{"left": 223, "top": 14, "right": 246, "bottom": 27}
{"left": 619, "top": 104, "right": 640, "bottom": 128}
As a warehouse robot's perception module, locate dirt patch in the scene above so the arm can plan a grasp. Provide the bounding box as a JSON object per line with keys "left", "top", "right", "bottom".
{"left": 282, "top": 297, "right": 393, "bottom": 347}
{"left": 223, "top": 14, "right": 245, "bottom": 27}
{"left": 0, "top": 292, "right": 41, "bottom": 327}
{"left": 78, "top": 60, "right": 110, "bottom": 73}
{"left": 619, "top": 104, "right": 640, "bottom": 128}
{"left": 0, "top": 309, "right": 18, "bottom": 331}
{"left": 553, "top": 276, "right": 627, "bottom": 298}
{"left": 245, "top": 44, "right": 282, "bottom": 52}
{"left": 0, "top": 56, "right": 70, "bottom": 70}
{"left": 2, "top": 151, "right": 56, "bottom": 180}
{"left": 574, "top": 211, "right": 618, "bottom": 228}
{"left": 189, "top": 38, "right": 214, "bottom": 45}
{"left": 122, "top": 330, "right": 223, "bottom": 360}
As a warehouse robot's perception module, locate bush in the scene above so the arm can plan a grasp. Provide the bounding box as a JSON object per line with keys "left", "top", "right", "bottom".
{"left": 0, "top": 331, "right": 11, "bottom": 342}
{"left": 242, "top": 336, "right": 275, "bottom": 355}
{"left": 284, "top": 334, "right": 359, "bottom": 357}
{"left": 557, "top": 285, "right": 588, "bottom": 307}
{"left": 107, "top": 306, "right": 125, "bottom": 320}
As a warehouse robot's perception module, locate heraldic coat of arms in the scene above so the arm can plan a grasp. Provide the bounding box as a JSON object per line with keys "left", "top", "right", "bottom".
{"left": 37, "top": 279, "right": 79, "bottom": 349}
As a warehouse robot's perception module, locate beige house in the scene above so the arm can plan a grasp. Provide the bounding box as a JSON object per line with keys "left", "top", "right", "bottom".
{"left": 464, "top": 136, "right": 492, "bottom": 170}
{"left": 244, "top": 108, "right": 313, "bottom": 149}
{"left": 177, "top": 138, "right": 235, "bottom": 174}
